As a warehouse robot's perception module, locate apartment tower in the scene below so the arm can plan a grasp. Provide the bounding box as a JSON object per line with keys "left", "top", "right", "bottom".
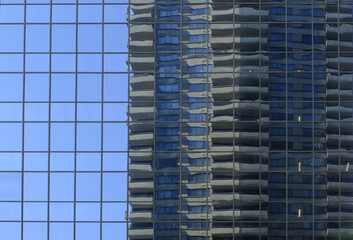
{"left": 128, "top": 0, "right": 353, "bottom": 239}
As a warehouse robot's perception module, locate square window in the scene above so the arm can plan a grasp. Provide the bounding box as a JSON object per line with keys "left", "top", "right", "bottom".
{"left": 77, "top": 74, "right": 102, "bottom": 101}
{"left": 103, "top": 103, "right": 127, "bottom": 121}
{"left": 103, "top": 74, "right": 128, "bottom": 101}
{"left": 25, "top": 74, "right": 49, "bottom": 101}
{"left": 76, "top": 173, "right": 101, "bottom": 201}
{"left": 23, "top": 202, "right": 47, "bottom": 221}
{"left": 25, "top": 54, "right": 50, "bottom": 72}
{"left": 0, "top": 173, "right": 21, "bottom": 201}
{"left": 0, "top": 202, "right": 21, "bottom": 221}
{"left": 102, "top": 223, "right": 127, "bottom": 240}
{"left": 0, "top": 123, "right": 22, "bottom": 151}
{"left": 24, "top": 123, "right": 48, "bottom": 151}
{"left": 0, "top": 54, "right": 23, "bottom": 72}
{"left": 50, "top": 123, "right": 75, "bottom": 151}
{"left": 51, "top": 74, "right": 75, "bottom": 101}
{"left": 0, "top": 25, "right": 24, "bottom": 52}
{"left": 76, "top": 203, "right": 100, "bottom": 221}
{"left": 78, "top": 54, "right": 102, "bottom": 72}
{"left": 25, "top": 103, "right": 49, "bottom": 121}
{"left": 24, "top": 173, "right": 48, "bottom": 201}
{"left": 52, "top": 25, "right": 76, "bottom": 52}
{"left": 77, "top": 123, "right": 101, "bottom": 151}
{"left": 78, "top": 5, "right": 102, "bottom": 23}
{"left": 77, "top": 153, "right": 101, "bottom": 171}
{"left": 49, "top": 223, "right": 74, "bottom": 240}
{"left": 103, "top": 173, "right": 127, "bottom": 201}
{"left": 50, "top": 153, "right": 74, "bottom": 171}
{"left": 27, "top": 0, "right": 50, "bottom": 2}
{"left": 0, "top": 103, "right": 22, "bottom": 121}
{"left": 104, "top": 25, "right": 127, "bottom": 52}
{"left": 0, "top": 153, "right": 22, "bottom": 171}
{"left": 26, "top": 5, "right": 50, "bottom": 23}
{"left": 102, "top": 203, "right": 126, "bottom": 221}
{"left": 104, "top": 54, "right": 127, "bottom": 72}
{"left": 49, "top": 203, "right": 74, "bottom": 221}
{"left": 52, "top": 5, "right": 76, "bottom": 23}
{"left": 103, "top": 123, "right": 127, "bottom": 151}
{"left": 51, "top": 103, "right": 75, "bottom": 121}
{"left": 50, "top": 173, "right": 74, "bottom": 201}
{"left": 104, "top": 5, "right": 127, "bottom": 23}
{"left": 103, "top": 153, "right": 127, "bottom": 171}
{"left": 77, "top": 103, "right": 101, "bottom": 121}
{"left": 79, "top": 0, "right": 102, "bottom": 2}
{"left": 23, "top": 223, "right": 47, "bottom": 240}
{"left": 0, "top": 5, "right": 24, "bottom": 23}
{"left": 0, "top": 74, "right": 23, "bottom": 101}
{"left": 24, "top": 153, "right": 48, "bottom": 171}
{"left": 52, "top": 54, "right": 76, "bottom": 72}
{"left": 78, "top": 25, "right": 102, "bottom": 52}
{"left": 0, "top": 223, "right": 21, "bottom": 240}
{"left": 26, "top": 25, "right": 50, "bottom": 52}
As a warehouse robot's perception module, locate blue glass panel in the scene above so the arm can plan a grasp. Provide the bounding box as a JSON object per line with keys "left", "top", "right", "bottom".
{"left": 76, "top": 173, "right": 101, "bottom": 201}
{"left": 50, "top": 173, "right": 74, "bottom": 201}
{"left": 0, "top": 202, "right": 21, "bottom": 221}
{"left": 0, "top": 25, "right": 24, "bottom": 52}
{"left": 24, "top": 123, "right": 48, "bottom": 151}
{"left": 50, "top": 153, "right": 75, "bottom": 171}
{"left": 23, "top": 202, "right": 47, "bottom": 221}
{"left": 103, "top": 123, "right": 127, "bottom": 151}
{"left": 24, "top": 173, "right": 48, "bottom": 201}
{"left": 77, "top": 123, "right": 101, "bottom": 151}
{"left": 49, "top": 223, "right": 74, "bottom": 240}
{"left": 23, "top": 222, "right": 47, "bottom": 240}
{"left": 50, "top": 123, "right": 75, "bottom": 151}
{"left": 77, "top": 153, "right": 101, "bottom": 171}
{"left": 76, "top": 203, "right": 100, "bottom": 221}
{"left": 25, "top": 74, "right": 49, "bottom": 101}
{"left": 52, "top": 5, "right": 76, "bottom": 23}
{"left": 103, "top": 173, "right": 127, "bottom": 201}
{"left": 49, "top": 203, "right": 74, "bottom": 221}
{"left": 0, "top": 123, "right": 22, "bottom": 151}
{"left": 26, "top": 25, "right": 50, "bottom": 52}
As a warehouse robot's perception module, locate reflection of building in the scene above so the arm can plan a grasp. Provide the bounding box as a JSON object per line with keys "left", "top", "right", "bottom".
{"left": 128, "top": 0, "right": 353, "bottom": 239}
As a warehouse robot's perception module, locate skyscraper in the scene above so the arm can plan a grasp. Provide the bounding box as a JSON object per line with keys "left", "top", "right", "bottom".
{"left": 128, "top": 0, "right": 353, "bottom": 240}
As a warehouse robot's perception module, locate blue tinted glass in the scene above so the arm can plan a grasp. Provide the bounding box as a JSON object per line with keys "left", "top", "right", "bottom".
{"left": 26, "top": 5, "right": 50, "bottom": 23}
{"left": 52, "top": 25, "right": 76, "bottom": 52}
{"left": 23, "top": 202, "right": 47, "bottom": 221}
{"left": 50, "top": 123, "right": 75, "bottom": 151}
{"left": 26, "top": 25, "right": 50, "bottom": 52}
{"left": 78, "top": 5, "right": 102, "bottom": 23}
{"left": 24, "top": 173, "right": 48, "bottom": 201}
{"left": 25, "top": 74, "right": 49, "bottom": 101}
{"left": 77, "top": 123, "right": 101, "bottom": 151}
{"left": 0, "top": 5, "right": 24, "bottom": 23}
{"left": 78, "top": 25, "right": 102, "bottom": 52}
{"left": 49, "top": 223, "right": 74, "bottom": 240}
{"left": 0, "top": 25, "right": 23, "bottom": 52}
{"left": 76, "top": 173, "right": 101, "bottom": 201}
{"left": 23, "top": 222, "right": 47, "bottom": 240}
{"left": 52, "top": 5, "right": 76, "bottom": 23}
{"left": 50, "top": 173, "right": 74, "bottom": 201}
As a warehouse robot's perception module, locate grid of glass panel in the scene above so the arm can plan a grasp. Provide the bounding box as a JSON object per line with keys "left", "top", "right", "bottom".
{"left": 128, "top": 0, "right": 353, "bottom": 240}
{"left": 0, "top": 1, "right": 128, "bottom": 240}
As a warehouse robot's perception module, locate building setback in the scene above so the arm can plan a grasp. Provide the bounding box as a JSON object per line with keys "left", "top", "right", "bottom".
{"left": 128, "top": 0, "right": 353, "bottom": 239}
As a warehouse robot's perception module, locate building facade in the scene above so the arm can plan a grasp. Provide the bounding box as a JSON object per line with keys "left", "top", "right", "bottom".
{"left": 128, "top": 0, "right": 353, "bottom": 240}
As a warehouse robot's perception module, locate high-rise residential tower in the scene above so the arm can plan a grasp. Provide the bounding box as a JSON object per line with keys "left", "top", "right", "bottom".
{"left": 128, "top": 0, "right": 353, "bottom": 239}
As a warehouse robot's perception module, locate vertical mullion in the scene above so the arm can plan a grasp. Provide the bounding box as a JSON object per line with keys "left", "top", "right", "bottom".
{"left": 126, "top": 0, "right": 131, "bottom": 239}
{"left": 21, "top": 1, "right": 27, "bottom": 240}
{"left": 73, "top": 1, "right": 79, "bottom": 240}
{"left": 311, "top": 1, "right": 315, "bottom": 239}
{"left": 100, "top": 1, "right": 105, "bottom": 240}
{"left": 48, "top": 0, "right": 53, "bottom": 239}
{"left": 285, "top": 1, "right": 288, "bottom": 240}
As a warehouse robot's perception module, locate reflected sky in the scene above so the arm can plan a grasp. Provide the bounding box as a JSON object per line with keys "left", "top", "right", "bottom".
{"left": 0, "top": 1, "right": 128, "bottom": 240}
